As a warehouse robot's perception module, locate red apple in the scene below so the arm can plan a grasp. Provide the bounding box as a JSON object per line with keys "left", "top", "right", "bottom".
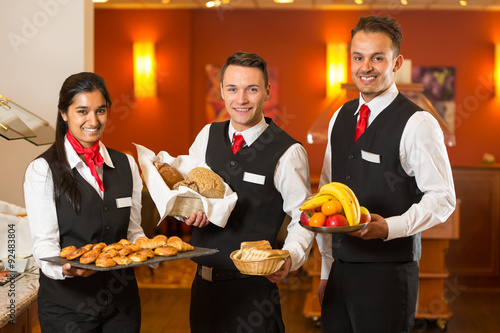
{"left": 300, "top": 210, "right": 315, "bottom": 226}
{"left": 359, "top": 206, "right": 371, "bottom": 224}
{"left": 325, "top": 214, "right": 348, "bottom": 227}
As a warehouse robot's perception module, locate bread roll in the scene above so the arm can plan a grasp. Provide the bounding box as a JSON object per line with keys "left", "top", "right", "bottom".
{"left": 96, "top": 257, "right": 116, "bottom": 268}
{"left": 117, "top": 244, "right": 141, "bottom": 256}
{"left": 102, "top": 243, "right": 123, "bottom": 252}
{"left": 92, "top": 243, "right": 107, "bottom": 251}
{"left": 80, "top": 249, "right": 99, "bottom": 264}
{"left": 167, "top": 236, "right": 194, "bottom": 252}
{"left": 153, "top": 234, "right": 168, "bottom": 243}
{"left": 241, "top": 240, "right": 271, "bottom": 250}
{"left": 236, "top": 240, "right": 290, "bottom": 261}
{"left": 154, "top": 246, "right": 178, "bottom": 257}
{"left": 112, "top": 256, "right": 132, "bottom": 265}
{"left": 127, "top": 244, "right": 141, "bottom": 252}
{"left": 172, "top": 180, "right": 199, "bottom": 193}
{"left": 118, "top": 239, "right": 131, "bottom": 246}
{"left": 129, "top": 252, "right": 147, "bottom": 262}
{"left": 118, "top": 247, "right": 133, "bottom": 257}
{"left": 186, "top": 167, "right": 224, "bottom": 199}
{"left": 134, "top": 237, "right": 149, "bottom": 247}
{"left": 99, "top": 248, "right": 118, "bottom": 258}
{"left": 66, "top": 247, "right": 90, "bottom": 260}
{"left": 157, "top": 162, "right": 184, "bottom": 189}
{"left": 139, "top": 238, "right": 165, "bottom": 249}
{"left": 60, "top": 246, "right": 77, "bottom": 258}
{"left": 137, "top": 249, "right": 155, "bottom": 259}
{"left": 82, "top": 244, "right": 94, "bottom": 252}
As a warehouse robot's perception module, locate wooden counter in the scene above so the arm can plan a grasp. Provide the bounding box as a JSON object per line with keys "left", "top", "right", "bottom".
{"left": 447, "top": 165, "right": 500, "bottom": 289}
{"left": 415, "top": 204, "right": 459, "bottom": 330}
{"left": 0, "top": 268, "right": 39, "bottom": 333}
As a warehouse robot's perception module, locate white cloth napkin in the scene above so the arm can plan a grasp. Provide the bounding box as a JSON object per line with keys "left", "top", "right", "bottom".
{"left": 134, "top": 143, "right": 237, "bottom": 228}
{"left": 0, "top": 200, "right": 32, "bottom": 259}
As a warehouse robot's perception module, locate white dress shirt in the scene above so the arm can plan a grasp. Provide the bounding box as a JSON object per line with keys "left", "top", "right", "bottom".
{"left": 317, "top": 83, "right": 456, "bottom": 279}
{"left": 189, "top": 116, "right": 316, "bottom": 271}
{"left": 23, "top": 137, "right": 145, "bottom": 280}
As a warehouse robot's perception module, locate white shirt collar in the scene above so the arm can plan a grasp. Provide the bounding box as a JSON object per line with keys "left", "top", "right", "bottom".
{"left": 355, "top": 83, "right": 399, "bottom": 119}
{"left": 64, "top": 135, "right": 114, "bottom": 169}
{"left": 228, "top": 116, "right": 268, "bottom": 146}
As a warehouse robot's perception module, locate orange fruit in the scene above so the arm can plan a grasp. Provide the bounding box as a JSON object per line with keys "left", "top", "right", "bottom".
{"left": 321, "top": 199, "right": 343, "bottom": 216}
{"left": 309, "top": 212, "right": 327, "bottom": 227}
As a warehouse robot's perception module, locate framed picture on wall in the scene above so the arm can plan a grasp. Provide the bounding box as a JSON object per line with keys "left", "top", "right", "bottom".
{"left": 411, "top": 66, "right": 456, "bottom": 132}
{"left": 205, "top": 64, "right": 280, "bottom": 124}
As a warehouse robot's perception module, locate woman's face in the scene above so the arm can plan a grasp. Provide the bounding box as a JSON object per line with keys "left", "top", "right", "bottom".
{"left": 61, "top": 90, "right": 108, "bottom": 148}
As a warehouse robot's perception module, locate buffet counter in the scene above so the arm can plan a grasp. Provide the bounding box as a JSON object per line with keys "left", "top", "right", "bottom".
{"left": 0, "top": 267, "right": 39, "bottom": 332}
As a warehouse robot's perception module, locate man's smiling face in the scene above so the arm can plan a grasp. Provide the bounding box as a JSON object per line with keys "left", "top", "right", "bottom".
{"left": 350, "top": 30, "right": 403, "bottom": 102}
{"left": 220, "top": 65, "right": 270, "bottom": 132}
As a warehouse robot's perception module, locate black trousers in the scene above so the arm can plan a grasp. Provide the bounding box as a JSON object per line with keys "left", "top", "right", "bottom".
{"left": 37, "top": 296, "right": 141, "bottom": 333}
{"left": 190, "top": 274, "right": 285, "bottom": 333}
{"left": 321, "top": 260, "right": 419, "bottom": 333}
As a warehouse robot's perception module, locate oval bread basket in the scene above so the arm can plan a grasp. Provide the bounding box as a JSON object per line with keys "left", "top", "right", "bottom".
{"left": 230, "top": 250, "right": 289, "bottom": 276}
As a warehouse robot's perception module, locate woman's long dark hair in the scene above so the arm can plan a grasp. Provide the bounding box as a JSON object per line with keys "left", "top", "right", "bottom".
{"left": 39, "top": 72, "right": 112, "bottom": 214}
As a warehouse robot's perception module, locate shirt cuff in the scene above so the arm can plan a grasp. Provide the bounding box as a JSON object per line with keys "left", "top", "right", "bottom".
{"left": 39, "top": 260, "right": 66, "bottom": 280}
{"left": 321, "top": 256, "right": 334, "bottom": 280}
{"left": 385, "top": 215, "right": 407, "bottom": 240}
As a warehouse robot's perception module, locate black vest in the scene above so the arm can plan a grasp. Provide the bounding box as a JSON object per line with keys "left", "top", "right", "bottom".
{"left": 38, "top": 149, "right": 140, "bottom": 316}
{"left": 190, "top": 118, "right": 299, "bottom": 270}
{"left": 331, "top": 93, "right": 423, "bottom": 262}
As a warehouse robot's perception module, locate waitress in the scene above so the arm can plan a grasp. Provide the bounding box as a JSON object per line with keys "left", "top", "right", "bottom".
{"left": 24, "top": 72, "right": 145, "bottom": 332}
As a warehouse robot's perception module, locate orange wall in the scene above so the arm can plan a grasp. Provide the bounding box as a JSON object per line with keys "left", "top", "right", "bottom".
{"left": 95, "top": 9, "right": 500, "bottom": 177}
{"left": 94, "top": 9, "right": 193, "bottom": 158}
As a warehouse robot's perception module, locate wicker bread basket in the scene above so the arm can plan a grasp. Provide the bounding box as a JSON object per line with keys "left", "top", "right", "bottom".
{"left": 230, "top": 250, "right": 289, "bottom": 276}
{"left": 168, "top": 196, "right": 204, "bottom": 219}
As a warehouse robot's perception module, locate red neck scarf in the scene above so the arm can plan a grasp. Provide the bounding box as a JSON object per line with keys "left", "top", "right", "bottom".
{"left": 66, "top": 130, "right": 105, "bottom": 192}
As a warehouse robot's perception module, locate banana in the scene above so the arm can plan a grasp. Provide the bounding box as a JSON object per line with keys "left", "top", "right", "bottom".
{"left": 319, "top": 183, "right": 360, "bottom": 226}
{"left": 331, "top": 182, "right": 361, "bottom": 226}
{"left": 300, "top": 193, "right": 335, "bottom": 211}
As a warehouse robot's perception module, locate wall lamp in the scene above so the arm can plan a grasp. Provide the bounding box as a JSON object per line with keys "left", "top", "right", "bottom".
{"left": 133, "top": 42, "right": 157, "bottom": 98}
{"left": 326, "top": 43, "right": 347, "bottom": 99}
{"left": 496, "top": 44, "right": 500, "bottom": 97}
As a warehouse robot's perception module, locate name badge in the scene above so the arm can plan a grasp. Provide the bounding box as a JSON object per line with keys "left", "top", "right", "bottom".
{"left": 116, "top": 197, "right": 132, "bottom": 208}
{"left": 243, "top": 172, "right": 266, "bottom": 185}
{"left": 361, "top": 150, "right": 381, "bottom": 164}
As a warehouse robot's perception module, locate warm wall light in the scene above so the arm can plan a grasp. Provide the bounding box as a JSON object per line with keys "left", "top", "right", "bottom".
{"left": 495, "top": 44, "right": 500, "bottom": 96}
{"left": 133, "top": 42, "right": 157, "bottom": 98}
{"left": 326, "top": 43, "right": 348, "bottom": 99}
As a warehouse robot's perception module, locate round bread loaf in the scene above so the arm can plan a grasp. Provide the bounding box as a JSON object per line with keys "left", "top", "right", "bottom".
{"left": 187, "top": 167, "right": 225, "bottom": 199}
{"left": 157, "top": 162, "right": 184, "bottom": 189}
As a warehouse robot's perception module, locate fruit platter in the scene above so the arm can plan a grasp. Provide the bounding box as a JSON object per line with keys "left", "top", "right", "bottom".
{"left": 299, "top": 182, "right": 371, "bottom": 234}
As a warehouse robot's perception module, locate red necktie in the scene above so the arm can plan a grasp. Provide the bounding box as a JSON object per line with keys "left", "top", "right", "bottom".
{"left": 232, "top": 134, "right": 245, "bottom": 154}
{"left": 354, "top": 104, "right": 370, "bottom": 142}
{"left": 66, "top": 130, "right": 105, "bottom": 191}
